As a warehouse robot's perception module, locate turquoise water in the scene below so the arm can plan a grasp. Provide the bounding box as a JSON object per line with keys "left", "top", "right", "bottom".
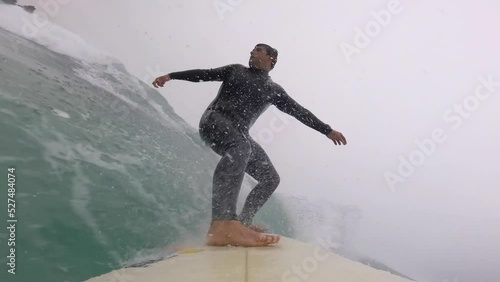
{"left": 0, "top": 28, "right": 294, "bottom": 282}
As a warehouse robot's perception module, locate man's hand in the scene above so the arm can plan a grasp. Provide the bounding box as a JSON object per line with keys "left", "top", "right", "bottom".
{"left": 152, "top": 74, "right": 171, "bottom": 88}
{"left": 327, "top": 130, "right": 347, "bottom": 145}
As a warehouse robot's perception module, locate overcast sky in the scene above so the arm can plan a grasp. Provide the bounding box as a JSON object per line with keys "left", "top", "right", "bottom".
{"left": 18, "top": 0, "right": 500, "bottom": 281}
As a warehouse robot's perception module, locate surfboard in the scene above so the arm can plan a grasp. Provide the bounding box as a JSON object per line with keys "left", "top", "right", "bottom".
{"left": 85, "top": 237, "right": 412, "bottom": 282}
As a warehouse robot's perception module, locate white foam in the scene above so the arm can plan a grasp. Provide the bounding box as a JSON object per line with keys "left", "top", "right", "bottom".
{"left": 73, "top": 63, "right": 140, "bottom": 110}
{"left": 281, "top": 194, "right": 361, "bottom": 252}
{"left": 52, "top": 108, "right": 70, "bottom": 118}
{"left": 69, "top": 164, "right": 120, "bottom": 262}
{"left": 0, "top": 4, "right": 111, "bottom": 63}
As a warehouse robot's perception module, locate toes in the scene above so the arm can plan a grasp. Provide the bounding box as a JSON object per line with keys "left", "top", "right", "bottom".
{"left": 256, "top": 234, "right": 270, "bottom": 244}
{"left": 257, "top": 234, "right": 280, "bottom": 245}
{"left": 266, "top": 236, "right": 273, "bottom": 244}
{"left": 256, "top": 235, "right": 267, "bottom": 243}
{"left": 267, "top": 234, "right": 280, "bottom": 244}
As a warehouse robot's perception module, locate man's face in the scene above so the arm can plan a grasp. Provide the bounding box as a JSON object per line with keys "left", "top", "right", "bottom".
{"left": 249, "top": 45, "right": 272, "bottom": 69}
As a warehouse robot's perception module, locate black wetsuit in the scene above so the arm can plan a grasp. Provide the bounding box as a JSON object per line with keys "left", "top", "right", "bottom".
{"left": 169, "top": 64, "right": 332, "bottom": 225}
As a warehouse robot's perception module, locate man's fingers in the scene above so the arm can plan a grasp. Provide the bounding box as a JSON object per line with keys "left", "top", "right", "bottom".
{"left": 331, "top": 136, "right": 347, "bottom": 145}
{"left": 335, "top": 134, "right": 347, "bottom": 145}
{"left": 153, "top": 77, "right": 164, "bottom": 88}
{"left": 328, "top": 131, "right": 347, "bottom": 145}
{"left": 153, "top": 78, "right": 160, "bottom": 88}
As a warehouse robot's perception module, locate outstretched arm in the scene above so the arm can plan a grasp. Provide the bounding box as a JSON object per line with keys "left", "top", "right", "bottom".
{"left": 152, "top": 64, "right": 236, "bottom": 88}
{"left": 272, "top": 87, "right": 347, "bottom": 145}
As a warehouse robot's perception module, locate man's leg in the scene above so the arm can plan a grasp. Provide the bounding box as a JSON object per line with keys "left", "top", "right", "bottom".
{"left": 238, "top": 140, "right": 280, "bottom": 227}
{"left": 211, "top": 139, "right": 252, "bottom": 221}
{"left": 199, "top": 112, "right": 280, "bottom": 246}
{"left": 199, "top": 111, "right": 253, "bottom": 221}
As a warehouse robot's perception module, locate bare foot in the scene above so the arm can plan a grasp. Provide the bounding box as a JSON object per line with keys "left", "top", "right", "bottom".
{"left": 248, "top": 224, "right": 268, "bottom": 233}
{"left": 206, "top": 220, "right": 280, "bottom": 247}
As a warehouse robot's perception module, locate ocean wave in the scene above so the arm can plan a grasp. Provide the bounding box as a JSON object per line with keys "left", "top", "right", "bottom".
{"left": 0, "top": 4, "right": 113, "bottom": 63}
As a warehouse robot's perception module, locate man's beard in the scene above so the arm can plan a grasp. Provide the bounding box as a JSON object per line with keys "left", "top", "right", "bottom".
{"left": 249, "top": 58, "right": 259, "bottom": 68}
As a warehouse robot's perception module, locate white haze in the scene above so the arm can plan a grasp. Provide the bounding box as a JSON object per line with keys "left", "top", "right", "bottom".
{"left": 14, "top": 0, "right": 500, "bottom": 281}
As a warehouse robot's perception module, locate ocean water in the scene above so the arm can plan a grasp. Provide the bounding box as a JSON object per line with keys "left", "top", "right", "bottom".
{"left": 0, "top": 5, "right": 361, "bottom": 282}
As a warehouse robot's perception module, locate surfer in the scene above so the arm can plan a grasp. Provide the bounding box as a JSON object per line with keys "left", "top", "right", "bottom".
{"left": 153, "top": 44, "right": 347, "bottom": 247}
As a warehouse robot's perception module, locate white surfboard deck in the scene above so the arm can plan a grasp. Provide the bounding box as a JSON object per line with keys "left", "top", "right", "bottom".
{"left": 86, "top": 237, "right": 412, "bottom": 282}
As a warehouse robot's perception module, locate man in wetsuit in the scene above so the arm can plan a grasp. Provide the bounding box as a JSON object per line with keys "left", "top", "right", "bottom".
{"left": 152, "top": 44, "right": 347, "bottom": 247}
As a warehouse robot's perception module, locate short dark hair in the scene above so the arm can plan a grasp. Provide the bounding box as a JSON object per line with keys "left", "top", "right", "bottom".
{"left": 256, "top": 43, "right": 278, "bottom": 69}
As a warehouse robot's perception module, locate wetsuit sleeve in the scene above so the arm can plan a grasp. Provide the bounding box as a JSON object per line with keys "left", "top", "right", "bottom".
{"left": 272, "top": 86, "right": 333, "bottom": 135}
{"left": 168, "top": 64, "right": 236, "bottom": 82}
